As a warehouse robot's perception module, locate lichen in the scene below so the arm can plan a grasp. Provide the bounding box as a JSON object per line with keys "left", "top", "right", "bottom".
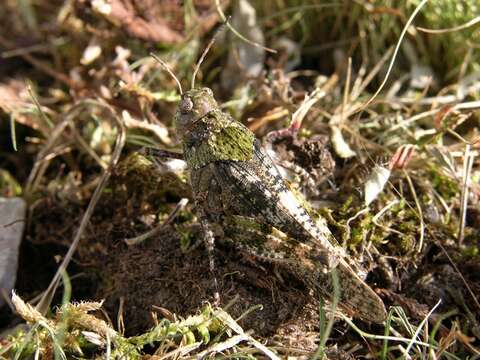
{"left": 184, "top": 110, "right": 254, "bottom": 169}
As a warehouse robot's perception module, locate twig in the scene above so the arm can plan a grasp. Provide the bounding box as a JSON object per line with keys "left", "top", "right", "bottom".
{"left": 458, "top": 144, "right": 474, "bottom": 244}
{"left": 146, "top": 148, "right": 184, "bottom": 160}
{"left": 25, "top": 112, "right": 72, "bottom": 194}
{"left": 214, "top": 0, "right": 277, "bottom": 54}
{"left": 67, "top": 123, "right": 108, "bottom": 170}
{"left": 122, "top": 110, "right": 171, "bottom": 145}
{"left": 416, "top": 16, "right": 480, "bottom": 34}
{"left": 403, "top": 170, "right": 425, "bottom": 253}
{"left": 124, "top": 198, "right": 189, "bottom": 246}
{"left": 25, "top": 100, "right": 117, "bottom": 194}
{"left": 359, "top": 0, "right": 428, "bottom": 112}
{"left": 36, "top": 101, "right": 126, "bottom": 315}
{"left": 193, "top": 335, "right": 248, "bottom": 359}
{"left": 159, "top": 342, "right": 202, "bottom": 359}
{"left": 372, "top": 199, "right": 404, "bottom": 237}
{"left": 26, "top": 82, "right": 53, "bottom": 129}
{"left": 0, "top": 35, "right": 81, "bottom": 89}
{"left": 405, "top": 300, "right": 442, "bottom": 355}
{"left": 341, "top": 57, "right": 352, "bottom": 124}
{"left": 213, "top": 309, "right": 280, "bottom": 360}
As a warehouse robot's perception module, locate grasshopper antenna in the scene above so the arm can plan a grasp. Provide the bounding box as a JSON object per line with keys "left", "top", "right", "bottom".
{"left": 191, "top": 18, "right": 229, "bottom": 89}
{"left": 150, "top": 53, "right": 183, "bottom": 95}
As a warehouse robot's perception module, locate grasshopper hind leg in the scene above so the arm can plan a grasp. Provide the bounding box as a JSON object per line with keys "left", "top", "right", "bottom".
{"left": 222, "top": 215, "right": 386, "bottom": 323}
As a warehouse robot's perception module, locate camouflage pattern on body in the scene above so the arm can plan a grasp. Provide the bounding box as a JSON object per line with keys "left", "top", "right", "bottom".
{"left": 174, "top": 87, "right": 387, "bottom": 323}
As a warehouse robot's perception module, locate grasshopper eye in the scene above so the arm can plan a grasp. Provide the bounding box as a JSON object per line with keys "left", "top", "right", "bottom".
{"left": 204, "top": 88, "right": 213, "bottom": 96}
{"left": 180, "top": 97, "right": 193, "bottom": 114}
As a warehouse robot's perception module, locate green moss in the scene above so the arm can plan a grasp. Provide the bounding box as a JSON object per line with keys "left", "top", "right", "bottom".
{"left": 339, "top": 195, "right": 354, "bottom": 215}
{"left": 461, "top": 244, "right": 479, "bottom": 258}
{"left": 0, "top": 169, "right": 22, "bottom": 197}
{"left": 7, "top": 329, "right": 35, "bottom": 359}
{"left": 349, "top": 215, "right": 373, "bottom": 247}
{"left": 178, "top": 225, "right": 195, "bottom": 252}
{"left": 430, "top": 168, "right": 458, "bottom": 199}
{"left": 396, "top": 234, "right": 416, "bottom": 254}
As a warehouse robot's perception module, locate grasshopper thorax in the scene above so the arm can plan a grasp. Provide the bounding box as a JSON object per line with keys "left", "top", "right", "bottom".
{"left": 174, "top": 87, "right": 219, "bottom": 135}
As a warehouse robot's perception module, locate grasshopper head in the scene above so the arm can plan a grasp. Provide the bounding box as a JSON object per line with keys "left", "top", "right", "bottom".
{"left": 174, "top": 87, "right": 218, "bottom": 135}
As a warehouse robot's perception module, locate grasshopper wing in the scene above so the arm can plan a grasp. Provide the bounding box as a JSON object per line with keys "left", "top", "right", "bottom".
{"left": 213, "top": 140, "right": 341, "bottom": 267}
{"left": 213, "top": 141, "right": 387, "bottom": 323}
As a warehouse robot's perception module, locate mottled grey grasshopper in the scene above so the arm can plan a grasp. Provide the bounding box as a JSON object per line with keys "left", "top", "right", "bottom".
{"left": 151, "top": 49, "right": 387, "bottom": 324}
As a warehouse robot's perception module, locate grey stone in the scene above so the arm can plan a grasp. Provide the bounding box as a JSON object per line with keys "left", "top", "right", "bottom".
{"left": 0, "top": 197, "right": 26, "bottom": 306}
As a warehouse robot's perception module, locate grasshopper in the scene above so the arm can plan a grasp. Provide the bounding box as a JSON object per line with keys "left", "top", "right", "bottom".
{"left": 151, "top": 48, "right": 387, "bottom": 324}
